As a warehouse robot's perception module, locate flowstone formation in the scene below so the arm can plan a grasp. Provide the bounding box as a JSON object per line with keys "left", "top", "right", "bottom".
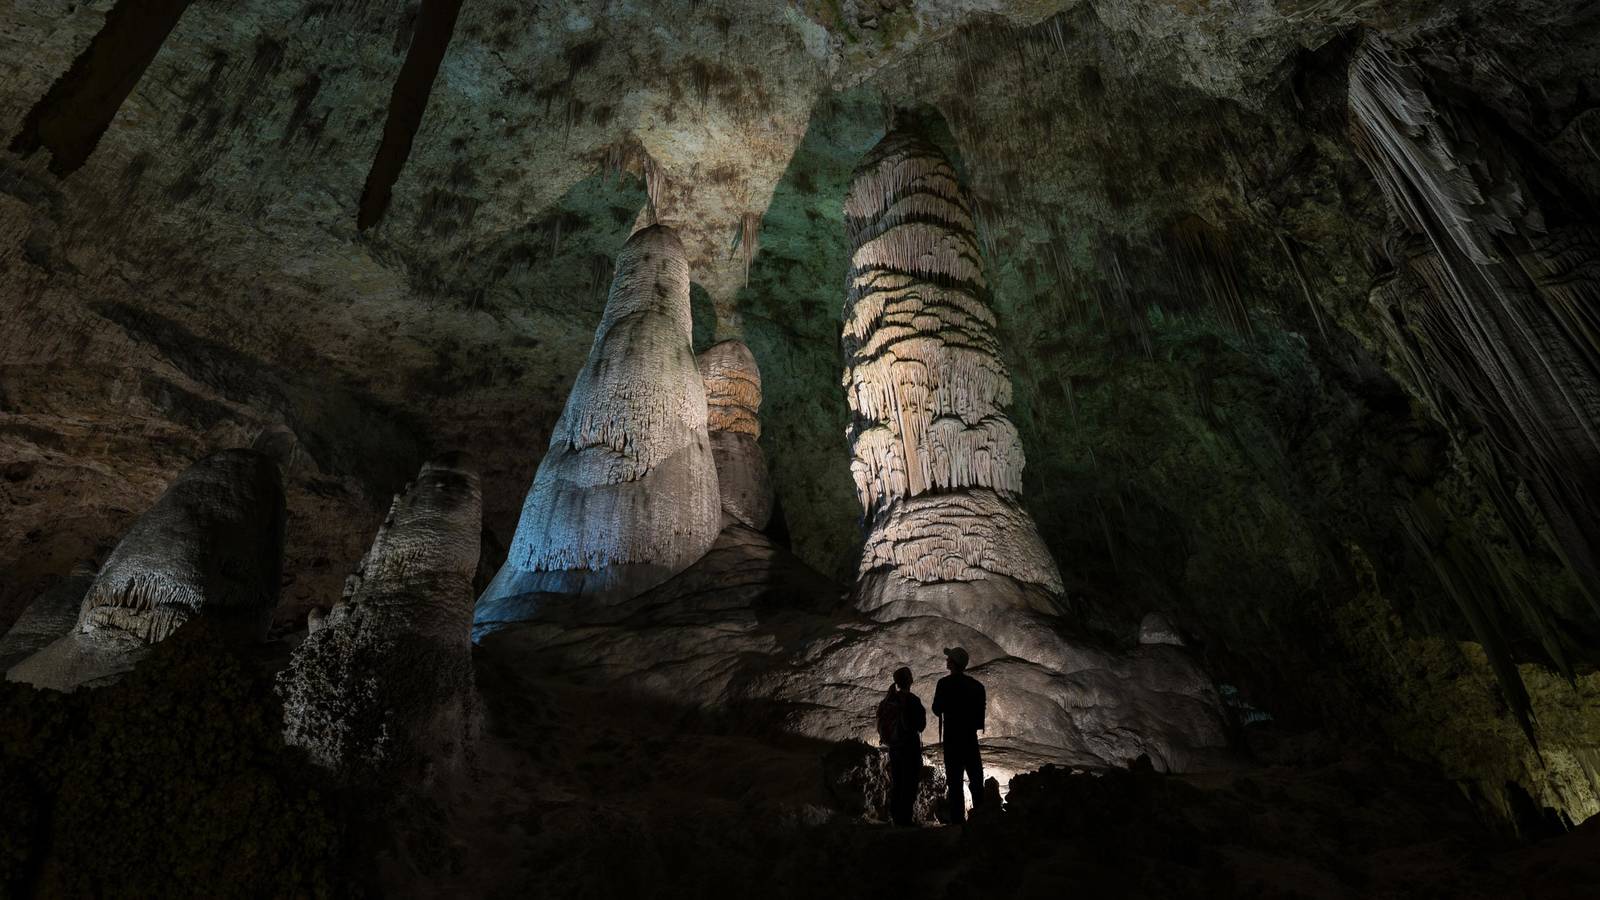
{"left": 698, "top": 340, "right": 774, "bottom": 530}
{"left": 279, "top": 455, "right": 482, "bottom": 780}
{"left": 485, "top": 124, "right": 1231, "bottom": 781}
{"left": 6, "top": 449, "right": 284, "bottom": 691}
{"left": 473, "top": 225, "right": 722, "bottom": 635}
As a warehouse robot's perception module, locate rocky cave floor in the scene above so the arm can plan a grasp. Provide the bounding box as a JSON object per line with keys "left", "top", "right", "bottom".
{"left": 4, "top": 622, "right": 1596, "bottom": 899}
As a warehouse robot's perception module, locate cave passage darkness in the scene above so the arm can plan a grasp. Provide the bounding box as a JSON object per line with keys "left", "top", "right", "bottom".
{"left": 2, "top": 1, "right": 1600, "bottom": 897}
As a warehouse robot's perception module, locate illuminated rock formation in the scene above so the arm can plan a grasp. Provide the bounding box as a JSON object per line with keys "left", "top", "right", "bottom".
{"left": 6, "top": 449, "right": 285, "bottom": 691}
{"left": 279, "top": 455, "right": 482, "bottom": 779}
{"left": 841, "top": 124, "right": 1064, "bottom": 624}
{"left": 473, "top": 225, "right": 722, "bottom": 636}
{"left": 698, "top": 340, "right": 774, "bottom": 530}
{"left": 481, "top": 125, "right": 1232, "bottom": 782}
{"left": 828, "top": 121, "right": 1228, "bottom": 770}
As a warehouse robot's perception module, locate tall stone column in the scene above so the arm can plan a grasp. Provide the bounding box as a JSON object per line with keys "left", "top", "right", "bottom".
{"left": 698, "top": 339, "right": 773, "bottom": 530}
{"left": 6, "top": 448, "right": 285, "bottom": 690}
{"left": 841, "top": 124, "right": 1063, "bottom": 622}
{"left": 474, "top": 225, "right": 722, "bottom": 637}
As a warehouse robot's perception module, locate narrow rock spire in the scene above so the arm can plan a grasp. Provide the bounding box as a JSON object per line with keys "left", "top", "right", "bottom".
{"left": 279, "top": 455, "right": 482, "bottom": 780}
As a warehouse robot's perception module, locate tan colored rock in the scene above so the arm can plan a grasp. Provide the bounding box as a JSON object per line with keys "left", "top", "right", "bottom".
{"left": 279, "top": 455, "right": 482, "bottom": 780}
{"left": 830, "top": 121, "right": 1227, "bottom": 762}
{"left": 698, "top": 340, "right": 774, "bottom": 530}
{"left": 474, "top": 226, "right": 722, "bottom": 635}
{"left": 7, "top": 449, "right": 285, "bottom": 691}
{"left": 479, "top": 522, "right": 1233, "bottom": 780}
{"left": 842, "top": 123, "right": 1063, "bottom": 602}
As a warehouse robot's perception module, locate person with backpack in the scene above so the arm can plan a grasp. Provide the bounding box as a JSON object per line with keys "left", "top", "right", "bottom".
{"left": 875, "top": 665, "right": 926, "bottom": 826}
{"left": 931, "top": 646, "right": 986, "bottom": 825}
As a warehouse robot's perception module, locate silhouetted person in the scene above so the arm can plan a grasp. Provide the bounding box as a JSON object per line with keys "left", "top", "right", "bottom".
{"left": 932, "top": 646, "right": 986, "bottom": 825}
{"left": 876, "top": 665, "right": 926, "bottom": 826}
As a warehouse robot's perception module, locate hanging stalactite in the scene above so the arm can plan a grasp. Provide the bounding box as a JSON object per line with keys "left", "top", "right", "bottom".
{"left": 1352, "top": 36, "right": 1600, "bottom": 616}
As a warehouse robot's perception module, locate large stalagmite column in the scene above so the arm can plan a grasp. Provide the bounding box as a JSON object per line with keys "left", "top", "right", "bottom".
{"left": 698, "top": 340, "right": 773, "bottom": 530}
{"left": 842, "top": 124, "right": 1063, "bottom": 619}
{"left": 473, "top": 225, "right": 722, "bottom": 636}
{"left": 6, "top": 449, "right": 285, "bottom": 690}
{"left": 279, "top": 455, "right": 482, "bottom": 780}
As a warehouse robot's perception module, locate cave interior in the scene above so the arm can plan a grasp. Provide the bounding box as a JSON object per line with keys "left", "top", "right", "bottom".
{"left": 3, "top": 0, "right": 1600, "bottom": 896}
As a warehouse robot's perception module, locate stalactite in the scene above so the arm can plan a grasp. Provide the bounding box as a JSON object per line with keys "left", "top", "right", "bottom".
{"left": 357, "top": 0, "right": 467, "bottom": 229}
{"left": 1351, "top": 36, "right": 1600, "bottom": 619}
{"left": 10, "top": 0, "right": 198, "bottom": 177}
{"left": 735, "top": 211, "right": 762, "bottom": 287}
{"left": 842, "top": 121, "right": 1062, "bottom": 597}
{"left": 1397, "top": 494, "right": 1539, "bottom": 747}
{"left": 1164, "top": 215, "right": 1254, "bottom": 338}
{"left": 1275, "top": 231, "right": 1327, "bottom": 340}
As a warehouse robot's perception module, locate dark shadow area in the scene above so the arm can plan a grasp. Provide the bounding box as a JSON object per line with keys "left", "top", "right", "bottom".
{"left": 91, "top": 301, "right": 429, "bottom": 497}
{"left": 690, "top": 283, "right": 718, "bottom": 351}
{"left": 357, "top": 0, "right": 467, "bottom": 230}
{"left": 10, "top": 0, "right": 197, "bottom": 177}
{"left": 403, "top": 172, "right": 648, "bottom": 315}
{"left": 734, "top": 86, "right": 885, "bottom": 584}
{"left": 0, "top": 622, "right": 348, "bottom": 897}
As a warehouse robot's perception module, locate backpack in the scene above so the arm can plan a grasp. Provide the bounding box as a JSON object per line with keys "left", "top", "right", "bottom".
{"left": 875, "top": 692, "right": 902, "bottom": 746}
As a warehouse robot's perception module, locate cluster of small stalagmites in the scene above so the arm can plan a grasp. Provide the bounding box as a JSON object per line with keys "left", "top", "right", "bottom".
{"left": 473, "top": 225, "right": 722, "bottom": 635}
{"left": 279, "top": 456, "right": 482, "bottom": 780}
{"left": 698, "top": 340, "right": 773, "bottom": 530}
{"left": 841, "top": 123, "right": 1060, "bottom": 597}
{"left": 5, "top": 449, "right": 285, "bottom": 691}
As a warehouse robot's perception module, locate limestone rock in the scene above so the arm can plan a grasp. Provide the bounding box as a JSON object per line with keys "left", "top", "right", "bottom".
{"left": 842, "top": 122, "right": 1063, "bottom": 599}
{"left": 1139, "top": 612, "right": 1185, "bottom": 647}
{"left": 481, "top": 523, "right": 1232, "bottom": 782}
{"left": 0, "top": 562, "right": 95, "bottom": 672}
{"left": 822, "top": 739, "right": 947, "bottom": 825}
{"left": 474, "top": 226, "right": 722, "bottom": 636}
{"left": 698, "top": 340, "right": 774, "bottom": 530}
{"left": 279, "top": 455, "right": 483, "bottom": 780}
{"left": 7, "top": 449, "right": 285, "bottom": 691}
{"left": 828, "top": 121, "right": 1228, "bottom": 770}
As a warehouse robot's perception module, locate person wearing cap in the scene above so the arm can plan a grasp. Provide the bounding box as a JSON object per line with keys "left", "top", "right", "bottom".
{"left": 932, "top": 646, "right": 986, "bottom": 824}
{"left": 875, "top": 666, "right": 926, "bottom": 826}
